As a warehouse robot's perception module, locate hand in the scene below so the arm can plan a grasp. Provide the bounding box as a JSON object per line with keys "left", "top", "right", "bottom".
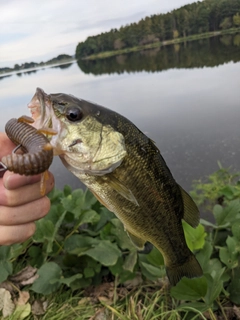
{"left": 0, "top": 132, "right": 54, "bottom": 245}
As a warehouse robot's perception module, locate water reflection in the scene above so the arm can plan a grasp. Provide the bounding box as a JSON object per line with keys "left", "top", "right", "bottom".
{"left": 50, "top": 63, "right": 73, "bottom": 69}
{"left": 77, "top": 33, "right": 240, "bottom": 75}
{"left": 0, "top": 62, "right": 73, "bottom": 81}
{"left": 0, "top": 74, "right": 12, "bottom": 81}
{"left": 0, "top": 34, "right": 239, "bottom": 217}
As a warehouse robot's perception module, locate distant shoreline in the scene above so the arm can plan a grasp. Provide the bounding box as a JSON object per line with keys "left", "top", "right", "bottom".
{"left": 82, "top": 27, "right": 240, "bottom": 61}
{"left": 0, "top": 59, "right": 76, "bottom": 77}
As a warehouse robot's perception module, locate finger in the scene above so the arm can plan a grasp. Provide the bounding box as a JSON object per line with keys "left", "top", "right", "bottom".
{"left": 0, "top": 133, "right": 17, "bottom": 178}
{"left": 0, "top": 223, "right": 36, "bottom": 245}
{"left": 0, "top": 196, "right": 50, "bottom": 225}
{"left": 0, "top": 133, "right": 16, "bottom": 157}
{"left": 3, "top": 171, "right": 42, "bottom": 190}
{"left": 0, "top": 173, "right": 54, "bottom": 206}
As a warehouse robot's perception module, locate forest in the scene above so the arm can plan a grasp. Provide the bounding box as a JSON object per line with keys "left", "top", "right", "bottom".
{"left": 75, "top": 0, "right": 240, "bottom": 59}
{"left": 77, "top": 33, "right": 240, "bottom": 75}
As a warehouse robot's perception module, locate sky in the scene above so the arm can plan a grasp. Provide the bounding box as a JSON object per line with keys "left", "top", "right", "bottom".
{"left": 0, "top": 0, "right": 200, "bottom": 69}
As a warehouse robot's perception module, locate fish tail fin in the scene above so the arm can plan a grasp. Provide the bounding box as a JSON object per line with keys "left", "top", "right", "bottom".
{"left": 166, "top": 254, "right": 203, "bottom": 286}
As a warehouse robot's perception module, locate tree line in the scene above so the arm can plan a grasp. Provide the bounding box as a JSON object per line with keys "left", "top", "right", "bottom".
{"left": 0, "top": 54, "right": 73, "bottom": 74}
{"left": 77, "top": 33, "right": 240, "bottom": 75}
{"left": 75, "top": 0, "right": 240, "bottom": 59}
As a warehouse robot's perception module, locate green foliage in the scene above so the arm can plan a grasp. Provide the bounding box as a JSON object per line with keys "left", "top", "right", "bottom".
{"left": 174, "top": 167, "right": 240, "bottom": 316}
{"left": 2, "top": 167, "right": 240, "bottom": 319}
{"left": 233, "top": 13, "right": 240, "bottom": 26}
{"left": 171, "top": 276, "right": 208, "bottom": 301}
{"left": 75, "top": 0, "right": 240, "bottom": 59}
{"left": 0, "top": 187, "right": 168, "bottom": 298}
{"left": 220, "top": 17, "right": 233, "bottom": 29}
{"left": 190, "top": 165, "right": 240, "bottom": 209}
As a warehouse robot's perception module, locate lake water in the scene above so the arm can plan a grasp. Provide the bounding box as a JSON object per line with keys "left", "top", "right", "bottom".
{"left": 0, "top": 34, "right": 240, "bottom": 200}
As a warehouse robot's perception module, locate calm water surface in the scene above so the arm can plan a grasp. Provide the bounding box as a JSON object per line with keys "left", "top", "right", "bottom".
{"left": 0, "top": 35, "right": 240, "bottom": 205}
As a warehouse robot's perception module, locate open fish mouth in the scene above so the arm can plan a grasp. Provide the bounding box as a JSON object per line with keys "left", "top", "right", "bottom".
{"left": 36, "top": 87, "right": 48, "bottom": 125}
{"left": 28, "top": 87, "right": 53, "bottom": 129}
{"left": 27, "top": 88, "right": 64, "bottom": 155}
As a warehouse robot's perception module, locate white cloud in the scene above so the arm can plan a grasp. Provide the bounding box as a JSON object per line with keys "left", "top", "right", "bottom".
{"left": 0, "top": 0, "right": 199, "bottom": 68}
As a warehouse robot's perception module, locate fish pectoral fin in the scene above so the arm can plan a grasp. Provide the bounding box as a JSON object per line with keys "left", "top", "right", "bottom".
{"left": 108, "top": 176, "right": 139, "bottom": 206}
{"left": 179, "top": 185, "right": 200, "bottom": 228}
{"left": 126, "top": 230, "right": 145, "bottom": 250}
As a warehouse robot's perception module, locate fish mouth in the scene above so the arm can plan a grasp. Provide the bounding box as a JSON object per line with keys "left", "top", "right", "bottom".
{"left": 28, "top": 88, "right": 64, "bottom": 155}
{"left": 36, "top": 87, "right": 50, "bottom": 127}
{"left": 28, "top": 87, "right": 53, "bottom": 129}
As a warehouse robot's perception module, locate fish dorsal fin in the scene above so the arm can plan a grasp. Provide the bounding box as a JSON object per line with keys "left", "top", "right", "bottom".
{"left": 179, "top": 185, "right": 200, "bottom": 228}
{"left": 126, "top": 230, "right": 145, "bottom": 250}
{"left": 108, "top": 176, "right": 139, "bottom": 206}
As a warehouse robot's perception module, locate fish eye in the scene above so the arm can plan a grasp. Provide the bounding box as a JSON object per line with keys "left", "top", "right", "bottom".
{"left": 66, "top": 107, "right": 83, "bottom": 122}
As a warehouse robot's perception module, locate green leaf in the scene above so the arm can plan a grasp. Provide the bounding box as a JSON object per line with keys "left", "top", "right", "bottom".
{"left": 123, "top": 251, "right": 137, "bottom": 272}
{"left": 146, "top": 247, "right": 164, "bottom": 266}
{"left": 33, "top": 218, "right": 61, "bottom": 254}
{"left": 82, "top": 189, "right": 98, "bottom": 209}
{"left": 110, "top": 219, "right": 135, "bottom": 250}
{"left": 200, "top": 219, "right": 218, "bottom": 228}
{"left": 33, "top": 220, "right": 55, "bottom": 243}
{"left": 207, "top": 259, "right": 223, "bottom": 277}
{"left": 44, "top": 203, "right": 66, "bottom": 225}
{"left": 94, "top": 207, "right": 115, "bottom": 231}
{"left": 84, "top": 267, "right": 95, "bottom": 278}
{"left": 196, "top": 241, "right": 213, "bottom": 271}
{"left": 58, "top": 273, "right": 83, "bottom": 286}
{"left": 79, "top": 210, "right": 100, "bottom": 225}
{"left": 63, "top": 185, "right": 72, "bottom": 197}
{"left": 61, "top": 189, "right": 85, "bottom": 218}
{"left": 109, "top": 256, "right": 124, "bottom": 276}
{"left": 64, "top": 235, "right": 99, "bottom": 255}
{"left": 69, "top": 278, "right": 92, "bottom": 291}
{"left": 214, "top": 200, "right": 240, "bottom": 226}
{"left": 226, "top": 236, "right": 238, "bottom": 253}
{"left": 219, "top": 236, "right": 239, "bottom": 269}
{"left": 183, "top": 221, "right": 206, "bottom": 251}
{"left": 219, "top": 248, "right": 238, "bottom": 269}
{"left": 48, "top": 187, "right": 63, "bottom": 203}
{"left": 178, "top": 302, "right": 209, "bottom": 313}
{"left": 228, "top": 279, "right": 240, "bottom": 304}
{"left": 220, "top": 185, "right": 234, "bottom": 200}
{"left": 0, "top": 260, "right": 12, "bottom": 283}
{"left": 28, "top": 246, "right": 44, "bottom": 267}
{"left": 31, "top": 262, "right": 62, "bottom": 294}
{"left": 204, "top": 268, "right": 225, "bottom": 306}
{"left": 84, "top": 241, "right": 121, "bottom": 266}
{"left": 0, "top": 246, "right": 11, "bottom": 260}
{"left": 232, "top": 219, "right": 240, "bottom": 240}
{"left": 12, "top": 303, "right": 31, "bottom": 319}
{"left": 139, "top": 257, "right": 164, "bottom": 280}
{"left": 213, "top": 205, "right": 223, "bottom": 224}
{"left": 171, "top": 276, "right": 208, "bottom": 300}
{"left": 9, "top": 243, "right": 28, "bottom": 260}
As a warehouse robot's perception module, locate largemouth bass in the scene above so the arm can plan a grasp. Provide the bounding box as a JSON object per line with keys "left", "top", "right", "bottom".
{"left": 29, "top": 87, "right": 203, "bottom": 286}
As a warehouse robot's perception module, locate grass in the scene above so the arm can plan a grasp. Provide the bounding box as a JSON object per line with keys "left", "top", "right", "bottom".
{"left": 25, "top": 283, "right": 180, "bottom": 320}
{"left": 8, "top": 280, "right": 210, "bottom": 320}
{"left": 82, "top": 27, "right": 240, "bottom": 61}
